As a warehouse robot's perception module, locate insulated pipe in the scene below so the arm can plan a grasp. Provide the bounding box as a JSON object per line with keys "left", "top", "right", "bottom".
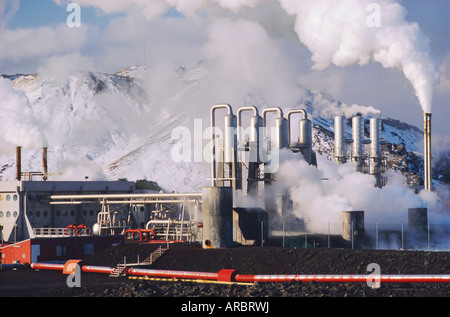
{"left": 127, "top": 268, "right": 219, "bottom": 281}
{"left": 51, "top": 193, "right": 202, "bottom": 200}
{"left": 237, "top": 106, "right": 259, "bottom": 144}
{"left": 31, "top": 263, "right": 65, "bottom": 271}
{"left": 82, "top": 266, "right": 115, "bottom": 274}
{"left": 210, "top": 104, "right": 233, "bottom": 186}
{"left": 234, "top": 274, "right": 450, "bottom": 283}
{"left": 286, "top": 109, "right": 308, "bottom": 145}
{"left": 261, "top": 107, "right": 287, "bottom": 152}
{"left": 50, "top": 199, "right": 200, "bottom": 205}
{"left": 237, "top": 106, "right": 260, "bottom": 161}
{"left": 30, "top": 263, "right": 450, "bottom": 283}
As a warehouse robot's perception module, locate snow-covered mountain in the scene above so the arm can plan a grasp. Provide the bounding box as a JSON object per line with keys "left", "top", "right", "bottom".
{"left": 0, "top": 65, "right": 436, "bottom": 193}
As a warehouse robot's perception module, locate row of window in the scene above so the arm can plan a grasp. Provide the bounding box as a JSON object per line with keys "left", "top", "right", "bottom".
{"left": 1, "top": 207, "right": 142, "bottom": 219}
{"left": 0, "top": 211, "right": 18, "bottom": 218}
{"left": 26, "top": 210, "right": 101, "bottom": 218}
{"left": 3, "top": 194, "right": 18, "bottom": 202}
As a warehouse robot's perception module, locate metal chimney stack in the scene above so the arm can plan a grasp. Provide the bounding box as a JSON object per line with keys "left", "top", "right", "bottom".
{"left": 42, "top": 147, "right": 48, "bottom": 181}
{"left": 16, "top": 146, "right": 22, "bottom": 181}
{"left": 424, "top": 113, "right": 432, "bottom": 191}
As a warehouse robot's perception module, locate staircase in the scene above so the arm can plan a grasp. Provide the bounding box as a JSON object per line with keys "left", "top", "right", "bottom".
{"left": 109, "top": 257, "right": 127, "bottom": 278}
{"left": 141, "top": 244, "right": 168, "bottom": 265}
{"left": 109, "top": 244, "right": 169, "bottom": 278}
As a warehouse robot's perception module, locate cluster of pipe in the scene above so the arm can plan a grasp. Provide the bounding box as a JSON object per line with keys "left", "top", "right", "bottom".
{"left": 15, "top": 146, "right": 48, "bottom": 181}
{"left": 204, "top": 104, "right": 315, "bottom": 248}
{"left": 334, "top": 115, "right": 386, "bottom": 187}
{"left": 210, "top": 104, "right": 315, "bottom": 198}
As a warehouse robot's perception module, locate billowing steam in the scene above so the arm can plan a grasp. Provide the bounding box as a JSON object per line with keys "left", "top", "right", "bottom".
{"left": 278, "top": 0, "right": 439, "bottom": 113}
{"left": 51, "top": 0, "right": 439, "bottom": 114}
{"left": 0, "top": 78, "right": 47, "bottom": 150}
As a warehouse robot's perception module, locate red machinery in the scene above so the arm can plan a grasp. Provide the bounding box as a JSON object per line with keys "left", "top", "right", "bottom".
{"left": 65, "top": 224, "right": 89, "bottom": 236}
{"left": 124, "top": 229, "right": 157, "bottom": 243}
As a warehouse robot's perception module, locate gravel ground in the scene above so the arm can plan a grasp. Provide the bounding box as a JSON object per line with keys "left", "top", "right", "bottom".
{"left": 0, "top": 243, "right": 449, "bottom": 298}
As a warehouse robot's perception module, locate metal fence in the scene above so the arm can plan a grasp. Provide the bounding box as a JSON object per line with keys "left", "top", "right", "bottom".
{"left": 266, "top": 221, "right": 450, "bottom": 251}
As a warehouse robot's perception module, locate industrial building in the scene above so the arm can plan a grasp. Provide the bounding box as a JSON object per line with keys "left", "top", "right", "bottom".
{"left": 0, "top": 104, "right": 435, "bottom": 265}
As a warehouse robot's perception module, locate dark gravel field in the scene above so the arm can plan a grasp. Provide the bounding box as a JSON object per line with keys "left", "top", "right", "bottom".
{"left": 0, "top": 242, "right": 449, "bottom": 298}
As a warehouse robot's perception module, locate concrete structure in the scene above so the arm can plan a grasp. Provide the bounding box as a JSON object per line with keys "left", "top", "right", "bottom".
{"left": 201, "top": 187, "right": 233, "bottom": 249}
{"left": 342, "top": 210, "right": 365, "bottom": 245}
{"left": 408, "top": 207, "right": 428, "bottom": 236}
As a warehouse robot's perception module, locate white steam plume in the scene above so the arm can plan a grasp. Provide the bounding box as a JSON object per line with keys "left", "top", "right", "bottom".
{"left": 275, "top": 151, "right": 449, "bottom": 235}
{"left": 0, "top": 78, "right": 47, "bottom": 152}
{"left": 278, "top": 0, "right": 439, "bottom": 113}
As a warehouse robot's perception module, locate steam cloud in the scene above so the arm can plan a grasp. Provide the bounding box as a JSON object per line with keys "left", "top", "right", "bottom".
{"left": 278, "top": 0, "right": 439, "bottom": 113}
{"left": 53, "top": 0, "right": 439, "bottom": 114}
{"left": 0, "top": 78, "right": 47, "bottom": 151}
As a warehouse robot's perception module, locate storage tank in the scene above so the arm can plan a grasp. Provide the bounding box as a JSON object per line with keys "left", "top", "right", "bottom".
{"left": 352, "top": 115, "right": 364, "bottom": 158}
{"left": 370, "top": 117, "right": 381, "bottom": 159}
{"left": 274, "top": 116, "right": 288, "bottom": 150}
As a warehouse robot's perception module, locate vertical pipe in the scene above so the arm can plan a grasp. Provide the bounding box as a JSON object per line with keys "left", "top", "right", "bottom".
{"left": 261, "top": 107, "right": 285, "bottom": 216}
{"left": 370, "top": 117, "right": 383, "bottom": 187}
{"left": 262, "top": 107, "right": 285, "bottom": 151}
{"left": 288, "top": 109, "right": 311, "bottom": 164}
{"left": 237, "top": 107, "right": 261, "bottom": 196}
{"left": 210, "top": 104, "right": 233, "bottom": 186}
{"left": 424, "top": 113, "right": 432, "bottom": 191}
{"left": 287, "top": 109, "right": 308, "bottom": 145}
{"left": 16, "top": 146, "right": 22, "bottom": 181}
{"left": 352, "top": 115, "right": 364, "bottom": 172}
{"left": 334, "top": 116, "right": 346, "bottom": 164}
{"left": 42, "top": 147, "right": 48, "bottom": 181}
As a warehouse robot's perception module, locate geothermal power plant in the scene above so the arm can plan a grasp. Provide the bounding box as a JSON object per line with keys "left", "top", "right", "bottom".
{"left": 0, "top": 103, "right": 439, "bottom": 268}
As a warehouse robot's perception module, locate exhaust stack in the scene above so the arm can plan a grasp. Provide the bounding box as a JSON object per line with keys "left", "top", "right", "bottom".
{"left": 16, "top": 146, "right": 22, "bottom": 181}
{"left": 424, "top": 113, "right": 432, "bottom": 191}
{"left": 42, "top": 147, "right": 48, "bottom": 181}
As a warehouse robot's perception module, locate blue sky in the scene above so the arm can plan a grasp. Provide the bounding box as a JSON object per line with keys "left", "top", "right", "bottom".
{"left": 8, "top": 0, "right": 120, "bottom": 29}
{"left": 1, "top": 0, "right": 449, "bottom": 137}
